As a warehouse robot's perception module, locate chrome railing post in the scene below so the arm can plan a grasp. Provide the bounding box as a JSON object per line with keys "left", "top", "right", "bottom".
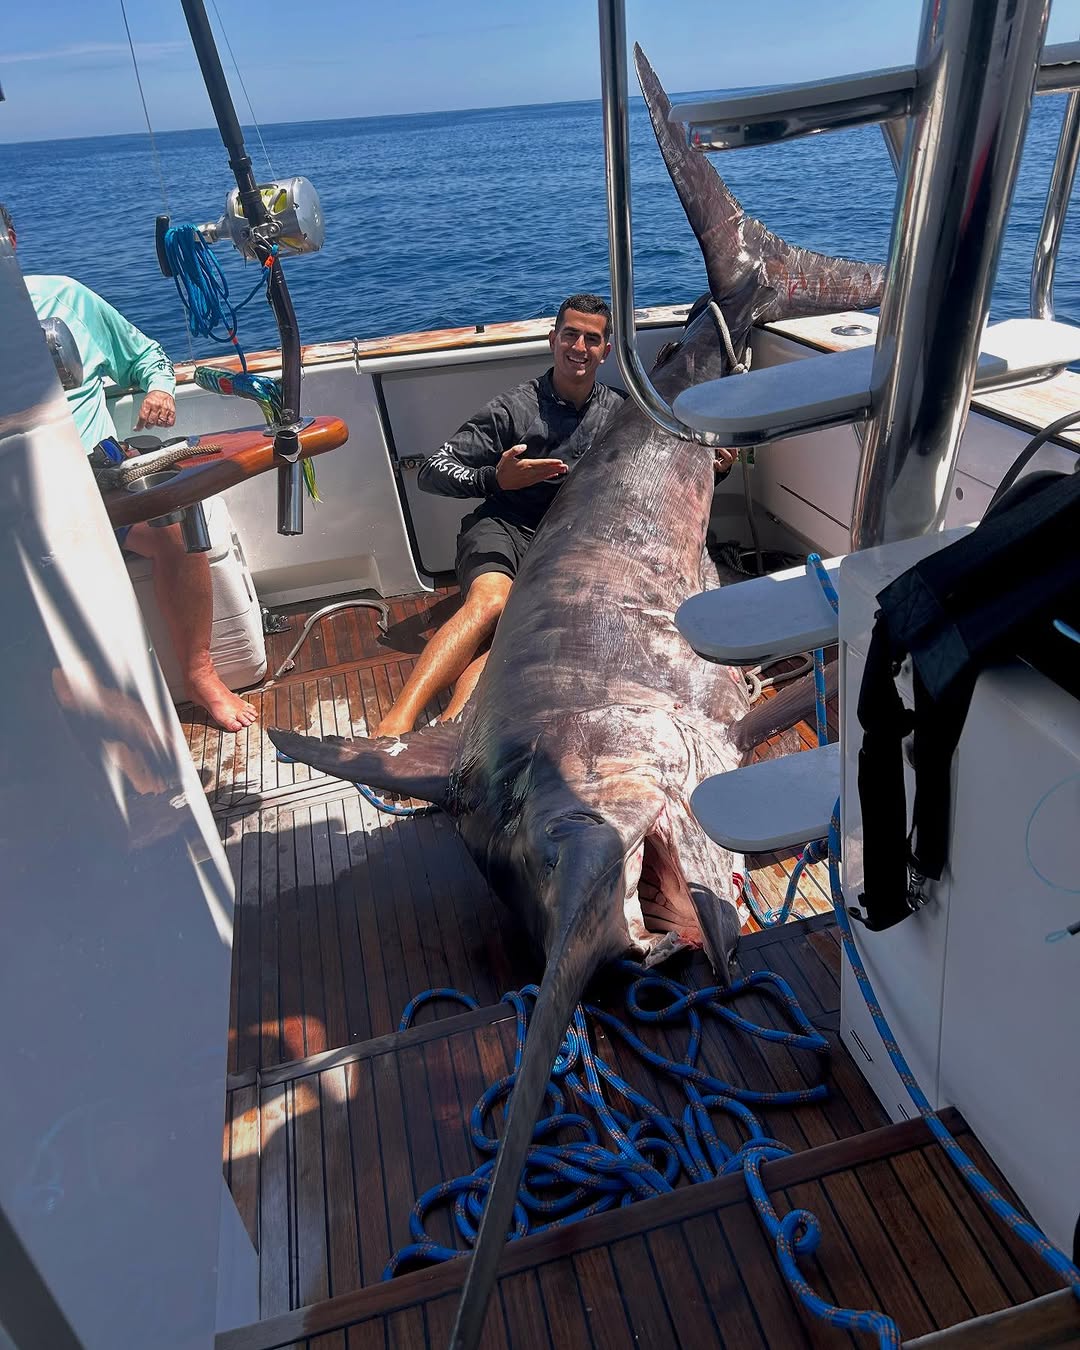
{"left": 850, "top": 0, "right": 1053, "bottom": 550}
{"left": 596, "top": 0, "right": 721, "bottom": 445}
{"left": 1031, "top": 90, "right": 1080, "bottom": 320}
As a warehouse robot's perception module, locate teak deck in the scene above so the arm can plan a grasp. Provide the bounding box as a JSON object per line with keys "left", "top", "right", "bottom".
{"left": 177, "top": 588, "right": 1078, "bottom": 1350}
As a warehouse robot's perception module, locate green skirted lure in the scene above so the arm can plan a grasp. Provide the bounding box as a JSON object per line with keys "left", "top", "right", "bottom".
{"left": 193, "top": 365, "right": 321, "bottom": 501}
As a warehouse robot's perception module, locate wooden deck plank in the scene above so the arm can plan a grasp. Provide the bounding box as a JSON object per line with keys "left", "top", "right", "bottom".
{"left": 534, "top": 1259, "right": 595, "bottom": 1350}
{"left": 889, "top": 1150, "right": 1014, "bottom": 1316}
{"left": 385, "top": 1307, "right": 425, "bottom": 1350}
{"left": 646, "top": 1224, "right": 724, "bottom": 1349}
{"left": 855, "top": 1156, "right": 976, "bottom": 1331}
{"left": 609, "top": 1235, "right": 681, "bottom": 1348}
{"left": 324, "top": 793, "right": 374, "bottom": 1049}
{"left": 322, "top": 1066, "right": 362, "bottom": 1302}
{"left": 292, "top": 1076, "right": 330, "bottom": 1309}
{"left": 226, "top": 1084, "right": 261, "bottom": 1250}
{"left": 294, "top": 805, "right": 330, "bottom": 1061}
{"left": 499, "top": 1271, "right": 551, "bottom": 1350}
{"left": 681, "top": 1211, "right": 769, "bottom": 1349}
{"left": 259, "top": 1083, "right": 293, "bottom": 1318}
{"left": 235, "top": 809, "right": 265, "bottom": 1074}
{"left": 347, "top": 1059, "right": 393, "bottom": 1290}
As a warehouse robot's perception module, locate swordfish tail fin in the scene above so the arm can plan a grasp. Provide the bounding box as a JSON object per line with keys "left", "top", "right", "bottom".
{"left": 448, "top": 912, "right": 610, "bottom": 1350}
{"left": 633, "top": 44, "right": 885, "bottom": 326}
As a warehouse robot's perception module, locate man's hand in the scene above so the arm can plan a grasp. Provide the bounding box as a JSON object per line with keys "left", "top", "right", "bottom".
{"left": 135, "top": 390, "right": 176, "bottom": 430}
{"left": 495, "top": 444, "right": 569, "bottom": 491}
{"left": 714, "top": 447, "right": 738, "bottom": 475}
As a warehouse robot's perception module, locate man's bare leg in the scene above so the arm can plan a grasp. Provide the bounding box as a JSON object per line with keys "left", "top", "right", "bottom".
{"left": 124, "top": 521, "right": 258, "bottom": 733}
{"left": 376, "top": 573, "right": 511, "bottom": 737}
{"left": 439, "top": 651, "right": 490, "bottom": 723}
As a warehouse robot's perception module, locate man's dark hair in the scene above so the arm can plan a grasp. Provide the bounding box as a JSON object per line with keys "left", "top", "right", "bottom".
{"left": 555, "top": 293, "right": 612, "bottom": 340}
{"left": 0, "top": 203, "right": 13, "bottom": 235}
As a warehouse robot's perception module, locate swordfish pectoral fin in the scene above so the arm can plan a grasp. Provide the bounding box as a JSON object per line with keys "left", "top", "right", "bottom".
{"left": 266, "top": 723, "right": 461, "bottom": 808}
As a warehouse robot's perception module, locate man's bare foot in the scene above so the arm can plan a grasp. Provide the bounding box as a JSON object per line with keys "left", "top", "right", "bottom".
{"left": 375, "top": 712, "right": 413, "bottom": 738}
{"left": 188, "top": 672, "right": 259, "bottom": 733}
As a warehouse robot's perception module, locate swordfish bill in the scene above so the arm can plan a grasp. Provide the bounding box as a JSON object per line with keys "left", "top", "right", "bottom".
{"left": 269, "top": 47, "right": 883, "bottom": 1350}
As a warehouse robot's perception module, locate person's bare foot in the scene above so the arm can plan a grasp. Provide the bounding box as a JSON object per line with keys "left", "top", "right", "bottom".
{"left": 188, "top": 672, "right": 259, "bottom": 733}
{"left": 375, "top": 712, "right": 413, "bottom": 738}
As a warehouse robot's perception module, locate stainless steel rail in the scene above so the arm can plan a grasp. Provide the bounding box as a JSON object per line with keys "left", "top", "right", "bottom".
{"left": 596, "top": 0, "right": 725, "bottom": 446}
{"left": 1031, "top": 91, "right": 1080, "bottom": 320}
{"left": 1035, "top": 40, "right": 1080, "bottom": 93}
{"left": 851, "top": 0, "right": 1053, "bottom": 548}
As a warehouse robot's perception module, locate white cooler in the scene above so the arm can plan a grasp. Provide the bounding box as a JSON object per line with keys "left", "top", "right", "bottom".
{"left": 126, "top": 496, "right": 268, "bottom": 701}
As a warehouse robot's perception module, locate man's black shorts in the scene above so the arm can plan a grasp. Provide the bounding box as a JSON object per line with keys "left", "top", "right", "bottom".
{"left": 454, "top": 508, "right": 536, "bottom": 594}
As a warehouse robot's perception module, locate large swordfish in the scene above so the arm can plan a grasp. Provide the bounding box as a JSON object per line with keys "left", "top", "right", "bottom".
{"left": 269, "top": 47, "right": 883, "bottom": 1350}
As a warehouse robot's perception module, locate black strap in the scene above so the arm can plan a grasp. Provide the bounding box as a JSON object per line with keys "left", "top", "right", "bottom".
{"left": 856, "top": 612, "right": 916, "bottom": 930}
{"left": 855, "top": 471, "right": 1080, "bottom": 931}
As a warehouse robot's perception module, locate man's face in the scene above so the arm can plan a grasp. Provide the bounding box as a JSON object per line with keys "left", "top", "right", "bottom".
{"left": 549, "top": 308, "right": 611, "bottom": 397}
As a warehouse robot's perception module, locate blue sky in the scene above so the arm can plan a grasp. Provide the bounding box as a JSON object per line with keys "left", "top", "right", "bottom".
{"left": 3, "top": 0, "right": 1080, "bottom": 143}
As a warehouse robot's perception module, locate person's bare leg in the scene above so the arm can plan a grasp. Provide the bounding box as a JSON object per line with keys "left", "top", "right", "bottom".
{"left": 124, "top": 522, "right": 258, "bottom": 733}
{"left": 437, "top": 648, "right": 488, "bottom": 723}
{"left": 439, "top": 651, "right": 490, "bottom": 723}
{"left": 376, "top": 573, "right": 511, "bottom": 737}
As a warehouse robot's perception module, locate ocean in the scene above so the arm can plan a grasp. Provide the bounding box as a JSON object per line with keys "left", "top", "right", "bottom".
{"left": 2, "top": 93, "right": 1079, "bottom": 365}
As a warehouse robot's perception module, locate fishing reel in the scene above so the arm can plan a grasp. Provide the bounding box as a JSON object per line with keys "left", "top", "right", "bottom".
{"left": 155, "top": 175, "right": 324, "bottom": 274}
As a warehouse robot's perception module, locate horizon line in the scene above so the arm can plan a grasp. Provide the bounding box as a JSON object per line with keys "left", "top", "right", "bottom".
{"left": 0, "top": 88, "right": 723, "bottom": 148}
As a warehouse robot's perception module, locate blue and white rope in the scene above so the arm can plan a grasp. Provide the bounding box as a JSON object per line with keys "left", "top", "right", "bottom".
{"left": 162, "top": 224, "right": 272, "bottom": 366}
{"left": 383, "top": 960, "right": 830, "bottom": 1278}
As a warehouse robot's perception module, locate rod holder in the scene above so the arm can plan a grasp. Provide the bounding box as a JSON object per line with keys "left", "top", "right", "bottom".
{"left": 277, "top": 461, "right": 304, "bottom": 536}
{"left": 180, "top": 501, "right": 212, "bottom": 553}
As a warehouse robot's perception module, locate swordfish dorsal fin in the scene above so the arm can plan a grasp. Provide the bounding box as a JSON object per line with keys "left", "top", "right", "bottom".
{"left": 634, "top": 45, "right": 885, "bottom": 328}
{"left": 266, "top": 723, "right": 461, "bottom": 808}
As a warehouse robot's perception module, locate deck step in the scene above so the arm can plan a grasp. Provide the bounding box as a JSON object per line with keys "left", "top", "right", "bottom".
{"left": 671, "top": 318, "right": 1080, "bottom": 444}
{"left": 901, "top": 1288, "right": 1080, "bottom": 1347}
{"left": 215, "top": 1107, "right": 1063, "bottom": 1350}
{"left": 691, "top": 743, "right": 841, "bottom": 852}
{"left": 676, "top": 555, "right": 842, "bottom": 664}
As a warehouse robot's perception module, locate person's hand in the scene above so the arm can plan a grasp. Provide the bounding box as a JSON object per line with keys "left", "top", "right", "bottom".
{"left": 495, "top": 444, "right": 569, "bottom": 490}
{"left": 714, "top": 447, "right": 738, "bottom": 475}
{"left": 135, "top": 390, "right": 176, "bottom": 430}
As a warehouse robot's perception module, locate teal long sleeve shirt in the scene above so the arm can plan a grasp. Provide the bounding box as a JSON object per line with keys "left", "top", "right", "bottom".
{"left": 26, "top": 274, "right": 176, "bottom": 453}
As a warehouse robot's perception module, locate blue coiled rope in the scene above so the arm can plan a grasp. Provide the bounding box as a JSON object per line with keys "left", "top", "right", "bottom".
{"left": 383, "top": 960, "right": 829, "bottom": 1278}
{"left": 162, "top": 224, "right": 273, "bottom": 367}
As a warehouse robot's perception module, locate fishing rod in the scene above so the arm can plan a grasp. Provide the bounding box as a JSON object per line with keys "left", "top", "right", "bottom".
{"left": 160, "top": 0, "right": 325, "bottom": 535}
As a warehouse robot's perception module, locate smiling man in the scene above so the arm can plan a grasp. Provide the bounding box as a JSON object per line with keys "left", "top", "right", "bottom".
{"left": 376, "top": 294, "right": 625, "bottom": 737}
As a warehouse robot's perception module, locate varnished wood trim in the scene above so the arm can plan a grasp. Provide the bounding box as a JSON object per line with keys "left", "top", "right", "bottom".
{"left": 172, "top": 304, "right": 693, "bottom": 385}
{"left": 901, "top": 1288, "right": 1080, "bottom": 1348}
{"left": 215, "top": 1110, "right": 966, "bottom": 1350}
{"left": 104, "top": 415, "right": 348, "bottom": 528}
